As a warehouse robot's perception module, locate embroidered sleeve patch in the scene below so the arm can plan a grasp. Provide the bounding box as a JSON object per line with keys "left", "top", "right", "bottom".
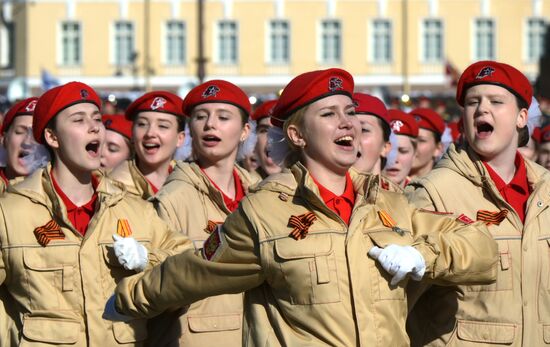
{"left": 34, "top": 220, "right": 64, "bottom": 247}
{"left": 116, "top": 219, "right": 133, "bottom": 237}
{"left": 457, "top": 214, "right": 474, "bottom": 225}
{"left": 202, "top": 225, "right": 225, "bottom": 261}
{"left": 204, "top": 220, "right": 222, "bottom": 234}
{"left": 476, "top": 210, "right": 508, "bottom": 226}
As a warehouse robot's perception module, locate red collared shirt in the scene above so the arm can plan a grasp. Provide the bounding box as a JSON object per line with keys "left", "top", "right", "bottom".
{"left": 483, "top": 152, "right": 530, "bottom": 223}
{"left": 144, "top": 165, "right": 174, "bottom": 194}
{"left": 0, "top": 168, "right": 8, "bottom": 186}
{"left": 51, "top": 173, "right": 98, "bottom": 236}
{"left": 201, "top": 168, "right": 245, "bottom": 212}
{"left": 312, "top": 172, "right": 356, "bottom": 225}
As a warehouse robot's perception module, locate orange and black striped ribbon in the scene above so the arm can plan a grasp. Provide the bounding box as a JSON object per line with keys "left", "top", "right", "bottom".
{"left": 288, "top": 212, "right": 317, "bottom": 240}
{"left": 205, "top": 220, "right": 222, "bottom": 234}
{"left": 476, "top": 209, "right": 508, "bottom": 226}
{"left": 378, "top": 210, "right": 397, "bottom": 228}
{"left": 34, "top": 220, "right": 64, "bottom": 247}
{"left": 116, "top": 219, "right": 133, "bottom": 237}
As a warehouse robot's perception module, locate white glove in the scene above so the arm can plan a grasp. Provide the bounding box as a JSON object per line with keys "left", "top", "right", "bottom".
{"left": 102, "top": 294, "right": 133, "bottom": 322}
{"left": 112, "top": 234, "right": 148, "bottom": 272}
{"left": 368, "top": 245, "right": 426, "bottom": 286}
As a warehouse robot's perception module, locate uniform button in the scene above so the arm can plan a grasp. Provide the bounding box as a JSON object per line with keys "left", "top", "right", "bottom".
{"left": 523, "top": 244, "right": 528, "bottom": 251}
{"left": 523, "top": 300, "right": 528, "bottom": 306}
{"left": 538, "top": 201, "right": 544, "bottom": 207}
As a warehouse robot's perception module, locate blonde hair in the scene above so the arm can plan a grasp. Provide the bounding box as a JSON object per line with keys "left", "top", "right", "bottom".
{"left": 267, "top": 106, "right": 308, "bottom": 168}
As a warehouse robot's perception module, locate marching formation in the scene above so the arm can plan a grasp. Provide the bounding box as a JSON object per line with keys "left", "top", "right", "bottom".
{"left": 0, "top": 60, "right": 548, "bottom": 346}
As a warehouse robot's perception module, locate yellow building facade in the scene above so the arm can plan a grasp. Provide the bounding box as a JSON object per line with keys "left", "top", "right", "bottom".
{"left": 0, "top": 0, "right": 548, "bottom": 98}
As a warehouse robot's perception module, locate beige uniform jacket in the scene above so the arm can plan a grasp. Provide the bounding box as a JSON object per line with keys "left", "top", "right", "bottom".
{"left": 405, "top": 144, "right": 550, "bottom": 346}
{"left": 116, "top": 162, "right": 498, "bottom": 347}
{"left": 147, "top": 161, "right": 256, "bottom": 347}
{"left": 0, "top": 174, "right": 25, "bottom": 347}
{"left": 0, "top": 166, "right": 191, "bottom": 346}
{"left": 108, "top": 159, "right": 157, "bottom": 200}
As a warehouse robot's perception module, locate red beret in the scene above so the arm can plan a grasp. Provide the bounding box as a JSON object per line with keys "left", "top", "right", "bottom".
{"left": 125, "top": 91, "right": 184, "bottom": 121}
{"left": 456, "top": 60, "right": 533, "bottom": 108}
{"left": 251, "top": 100, "right": 277, "bottom": 122}
{"left": 540, "top": 125, "right": 550, "bottom": 143}
{"left": 387, "top": 109, "right": 419, "bottom": 138}
{"left": 353, "top": 93, "right": 389, "bottom": 126}
{"left": 103, "top": 114, "right": 133, "bottom": 140}
{"left": 409, "top": 108, "right": 445, "bottom": 135}
{"left": 1, "top": 97, "right": 38, "bottom": 135}
{"left": 271, "top": 68, "right": 354, "bottom": 128}
{"left": 33, "top": 82, "right": 101, "bottom": 143}
{"left": 183, "top": 80, "right": 251, "bottom": 117}
{"left": 447, "top": 120, "right": 462, "bottom": 142}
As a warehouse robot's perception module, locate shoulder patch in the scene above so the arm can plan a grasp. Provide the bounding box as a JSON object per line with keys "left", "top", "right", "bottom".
{"left": 202, "top": 225, "right": 225, "bottom": 261}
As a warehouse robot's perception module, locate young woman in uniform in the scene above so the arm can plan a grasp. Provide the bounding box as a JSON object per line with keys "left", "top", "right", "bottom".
{"left": 408, "top": 108, "right": 445, "bottom": 179}
{"left": 110, "top": 68, "right": 498, "bottom": 346}
{"left": 383, "top": 109, "right": 419, "bottom": 188}
{"left": 109, "top": 91, "right": 185, "bottom": 199}
{"left": 100, "top": 114, "right": 133, "bottom": 170}
{"left": 0, "top": 82, "right": 189, "bottom": 346}
{"left": 249, "top": 99, "right": 281, "bottom": 180}
{"left": 144, "top": 80, "right": 256, "bottom": 347}
{"left": 406, "top": 61, "right": 550, "bottom": 346}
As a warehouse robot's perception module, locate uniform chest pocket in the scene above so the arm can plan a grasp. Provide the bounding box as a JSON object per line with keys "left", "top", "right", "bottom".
{"left": 22, "top": 245, "right": 79, "bottom": 310}
{"left": 273, "top": 234, "right": 340, "bottom": 305}
{"left": 365, "top": 230, "right": 412, "bottom": 300}
{"left": 466, "top": 239, "right": 513, "bottom": 292}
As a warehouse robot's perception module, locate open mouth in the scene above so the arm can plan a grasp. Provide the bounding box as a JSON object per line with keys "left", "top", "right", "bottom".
{"left": 476, "top": 121, "right": 494, "bottom": 138}
{"left": 202, "top": 134, "right": 221, "bottom": 147}
{"left": 86, "top": 141, "right": 100, "bottom": 157}
{"left": 334, "top": 135, "right": 354, "bottom": 148}
{"left": 18, "top": 150, "right": 30, "bottom": 159}
{"left": 143, "top": 143, "right": 160, "bottom": 151}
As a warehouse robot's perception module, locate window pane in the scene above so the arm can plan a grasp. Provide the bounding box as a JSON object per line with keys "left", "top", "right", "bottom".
{"left": 218, "top": 21, "right": 238, "bottom": 64}
{"left": 475, "top": 19, "right": 494, "bottom": 60}
{"left": 423, "top": 19, "right": 442, "bottom": 62}
{"left": 166, "top": 21, "right": 186, "bottom": 65}
{"left": 527, "top": 18, "right": 546, "bottom": 62}
{"left": 270, "top": 20, "right": 290, "bottom": 64}
{"left": 61, "top": 21, "right": 81, "bottom": 66}
{"left": 115, "top": 21, "right": 134, "bottom": 65}
{"left": 372, "top": 19, "right": 391, "bottom": 63}
{"left": 321, "top": 20, "right": 341, "bottom": 63}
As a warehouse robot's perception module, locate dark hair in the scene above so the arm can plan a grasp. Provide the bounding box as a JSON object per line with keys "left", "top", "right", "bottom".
{"left": 43, "top": 117, "right": 57, "bottom": 161}
{"left": 516, "top": 95, "right": 530, "bottom": 147}
{"left": 376, "top": 117, "right": 391, "bottom": 142}
{"left": 177, "top": 117, "right": 186, "bottom": 132}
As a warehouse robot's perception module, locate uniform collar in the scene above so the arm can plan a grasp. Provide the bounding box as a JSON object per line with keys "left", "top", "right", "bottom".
{"left": 482, "top": 152, "right": 529, "bottom": 195}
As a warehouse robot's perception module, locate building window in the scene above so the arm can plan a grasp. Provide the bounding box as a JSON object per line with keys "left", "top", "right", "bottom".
{"left": 474, "top": 18, "right": 495, "bottom": 60}
{"left": 166, "top": 20, "right": 186, "bottom": 65}
{"left": 218, "top": 20, "right": 238, "bottom": 64}
{"left": 114, "top": 21, "right": 135, "bottom": 66}
{"left": 372, "top": 19, "right": 392, "bottom": 63}
{"left": 269, "top": 20, "right": 290, "bottom": 64}
{"left": 527, "top": 18, "right": 546, "bottom": 62}
{"left": 320, "top": 20, "right": 341, "bottom": 64}
{"left": 61, "top": 21, "right": 81, "bottom": 66}
{"left": 423, "top": 19, "right": 443, "bottom": 62}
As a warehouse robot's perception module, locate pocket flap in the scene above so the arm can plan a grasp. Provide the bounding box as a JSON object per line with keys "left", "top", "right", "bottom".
{"left": 23, "top": 316, "right": 80, "bottom": 344}
{"left": 367, "top": 229, "right": 412, "bottom": 248}
{"left": 102, "top": 245, "right": 123, "bottom": 267}
{"left": 457, "top": 320, "right": 516, "bottom": 343}
{"left": 23, "top": 246, "right": 77, "bottom": 271}
{"left": 112, "top": 319, "right": 148, "bottom": 343}
{"left": 188, "top": 314, "right": 241, "bottom": 332}
{"left": 275, "top": 234, "right": 332, "bottom": 260}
